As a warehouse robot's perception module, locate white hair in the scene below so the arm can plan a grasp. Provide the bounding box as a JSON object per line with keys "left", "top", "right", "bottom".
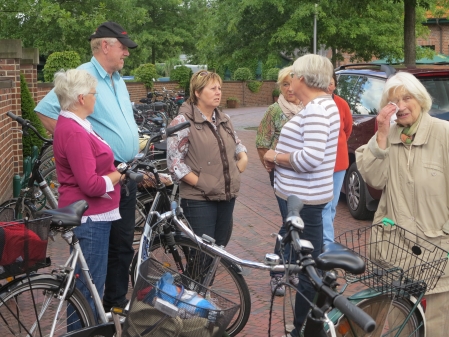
{"left": 292, "top": 54, "right": 333, "bottom": 91}
{"left": 53, "top": 69, "right": 98, "bottom": 111}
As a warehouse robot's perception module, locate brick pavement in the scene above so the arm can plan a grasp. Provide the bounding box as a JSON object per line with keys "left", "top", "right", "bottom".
{"left": 45, "top": 106, "right": 372, "bottom": 337}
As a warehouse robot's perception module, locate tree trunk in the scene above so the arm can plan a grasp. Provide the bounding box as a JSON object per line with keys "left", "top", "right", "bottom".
{"left": 404, "top": 0, "right": 416, "bottom": 68}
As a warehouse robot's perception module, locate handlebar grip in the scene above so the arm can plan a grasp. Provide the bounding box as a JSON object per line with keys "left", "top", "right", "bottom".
{"left": 286, "top": 195, "right": 303, "bottom": 219}
{"left": 165, "top": 121, "right": 190, "bottom": 137}
{"left": 7, "top": 111, "right": 28, "bottom": 126}
{"left": 126, "top": 171, "right": 144, "bottom": 183}
{"left": 333, "top": 295, "right": 376, "bottom": 333}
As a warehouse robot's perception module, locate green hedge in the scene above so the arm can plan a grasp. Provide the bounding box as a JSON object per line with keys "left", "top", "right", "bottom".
{"left": 171, "top": 66, "right": 193, "bottom": 92}
{"left": 20, "top": 74, "right": 48, "bottom": 157}
{"left": 133, "top": 63, "right": 158, "bottom": 89}
{"left": 43, "top": 51, "right": 81, "bottom": 82}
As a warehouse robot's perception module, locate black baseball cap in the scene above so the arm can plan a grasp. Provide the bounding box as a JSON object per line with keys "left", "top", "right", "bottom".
{"left": 89, "top": 21, "right": 138, "bottom": 49}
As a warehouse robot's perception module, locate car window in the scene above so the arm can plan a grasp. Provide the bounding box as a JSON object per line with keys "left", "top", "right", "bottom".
{"left": 335, "top": 75, "right": 360, "bottom": 113}
{"left": 352, "top": 77, "right": 385, "bottom": 115}
{"left": 419, "top": 77, "right": 449, "bottom": 112}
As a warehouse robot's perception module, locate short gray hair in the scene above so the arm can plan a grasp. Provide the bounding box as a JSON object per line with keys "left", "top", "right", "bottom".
{"left": 277, "top": 66, "right": 293, "bottom": 85}
{"left": 54, "top": 69, "right": 98, "bottom": 111}
{"left": 292, "top": 54, "right": 333, "bottom": 91}
{"left": 380, "top": 72, "right": 432, "bottom": 113}
{"left": 90, "top": 37, "right": 118, "bottom": 54}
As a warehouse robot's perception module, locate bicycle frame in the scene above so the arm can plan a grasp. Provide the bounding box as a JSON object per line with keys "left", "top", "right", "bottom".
{"left": 48, "top": 228, "right": 111, "bottom": 336}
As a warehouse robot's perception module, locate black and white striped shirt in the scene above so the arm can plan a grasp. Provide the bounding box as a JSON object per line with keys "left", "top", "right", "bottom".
{"left": 274, "top": 95, "right": 340, "bottom": 205}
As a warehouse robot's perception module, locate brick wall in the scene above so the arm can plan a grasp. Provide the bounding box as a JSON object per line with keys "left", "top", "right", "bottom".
{"left": 37, "top": 80, "right": 276, "bottom": 107}
{"left": 417, "top": 24, "right": 449, "bottom": 54}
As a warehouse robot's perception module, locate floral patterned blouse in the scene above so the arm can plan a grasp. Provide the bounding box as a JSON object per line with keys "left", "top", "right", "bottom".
{"left": 255, "top": 102, "right": 290, "bottom": 150}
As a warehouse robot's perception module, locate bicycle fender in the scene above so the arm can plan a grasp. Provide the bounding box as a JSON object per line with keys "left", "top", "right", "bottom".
{"left": 0, "top": 273, "right": 60, "bottom": 293}
{"left": 409, "top": 295, "right": 426, "bottom": 337}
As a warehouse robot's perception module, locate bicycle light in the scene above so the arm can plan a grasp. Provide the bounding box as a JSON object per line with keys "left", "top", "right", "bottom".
{"left": 265, "top": 253, "right": 280, "bottom": 265}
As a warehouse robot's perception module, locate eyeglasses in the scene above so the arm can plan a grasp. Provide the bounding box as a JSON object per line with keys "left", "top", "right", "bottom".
{"left": 290, "top": 71, "right": 295, "bottom": 78}
{"left": 84, "top": 92, "right": 98, "bottom": 97}
{"left": 198, "top": 71, "right": 210, "bottom": 77}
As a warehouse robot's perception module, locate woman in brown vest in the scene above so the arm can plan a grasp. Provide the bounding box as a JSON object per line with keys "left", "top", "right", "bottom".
{"left": 167, "top": 70, "right": 248, "bottom": 247}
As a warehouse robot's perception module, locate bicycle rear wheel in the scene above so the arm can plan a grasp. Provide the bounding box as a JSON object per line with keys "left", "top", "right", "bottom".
{"left": 334, "top": 295, "right": 424, "bottom": 337}
{"left": 0, "top": 275, "right": 95, "bottom": 336}
{"left": 131, "top": 235, "right": 251, "bottom": 336}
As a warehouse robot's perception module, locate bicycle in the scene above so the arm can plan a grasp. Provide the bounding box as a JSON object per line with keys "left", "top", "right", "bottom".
{"left": 1, "top": 111, "right": 58, "bottom": 218}
{"left": 61, "top": 195, "right": 377, "bottom": 337}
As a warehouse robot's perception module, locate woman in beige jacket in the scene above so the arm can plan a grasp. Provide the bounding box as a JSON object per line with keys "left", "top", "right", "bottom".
{"left": 356, "top": 72, "right": 449, "bottom": 336}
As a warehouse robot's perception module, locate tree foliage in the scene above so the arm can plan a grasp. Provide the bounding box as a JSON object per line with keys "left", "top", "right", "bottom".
{"left": 20, "top": 74, "right": 47, "bottom": 157}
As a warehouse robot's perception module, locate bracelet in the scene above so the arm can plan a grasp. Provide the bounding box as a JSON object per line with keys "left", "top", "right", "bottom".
{"left": 273, "top": 152, "right": 279, "bottom": 166}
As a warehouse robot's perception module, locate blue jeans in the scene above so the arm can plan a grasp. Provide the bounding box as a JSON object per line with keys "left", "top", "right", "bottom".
{"left": 322, "top": 170, "right": 346, "bottom": 245}
{"left": 67, "top": 219, "right": 111, "bottom": 331}
{"left": 103, "top": 179, "right": 137, "bottom": 309}
{"left": 285, "top": 202, "right": 325, "bottom": 337}
{"left": 180, "top": 198, "right": 235, "bottom": 247}
{"left": 270, "top": 195, "right": 295, "bottom": 277}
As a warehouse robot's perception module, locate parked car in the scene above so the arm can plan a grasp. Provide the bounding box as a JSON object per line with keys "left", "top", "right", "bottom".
{"left": 335, "top": 63, "right": 449, "bottom": 219}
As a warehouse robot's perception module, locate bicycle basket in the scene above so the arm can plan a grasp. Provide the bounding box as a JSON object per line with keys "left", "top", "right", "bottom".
{"left": 123, "top": 258, "right": 240, "bottom": 337}
{"left": 335, "top": 223, "right": 448, "bottom": 298}
{"left": 0, "top": 207, "right": 14, "bottom": 222}
{"left": 0, "top": 216, "right": 51, "bottom": 279}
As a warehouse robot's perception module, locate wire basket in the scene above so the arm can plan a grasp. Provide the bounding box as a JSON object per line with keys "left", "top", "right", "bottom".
{"left": 123, "top": 258, "right": 240, "bottom": 337}
{"left": 0, "top": 207, "right": 14, "bottom": 222}
{"left": 0, "top": 216, "right": 51, "bottom": 279}
{"left": 335, "top": 222, "right": 448, "bottom": 298}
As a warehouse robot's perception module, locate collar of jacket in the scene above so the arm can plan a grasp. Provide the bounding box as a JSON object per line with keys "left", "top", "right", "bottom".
{"left": 389, "top": 112, "right": 432, "bottom": 146}
{"left": 181, "top": 102, "right": 230, "bottom": 125}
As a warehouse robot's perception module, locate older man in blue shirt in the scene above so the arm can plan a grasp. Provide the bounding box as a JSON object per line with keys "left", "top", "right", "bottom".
{"left": 36, "top": 21, "right": 139, "bottom": 312}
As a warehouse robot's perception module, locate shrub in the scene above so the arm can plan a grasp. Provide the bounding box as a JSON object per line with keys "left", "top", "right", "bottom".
{"left": 20, "top": 74, "right": 48, "bottom": 157}
{"left": 227, "top": 97, "right": 239, "bottom": 101}
{"left": 233, "top": 68, "right": 253, "bottom": 81}
{"left": 134, "top": 63, "right": 158, "bottom": 89}
{"left": 171, "top": 66, "right": 193, "bottom": 92}
{"left": 266, "top": 68, "right": 281, "bottom": 81}
{"left": 43, "top": 51, "right": 81, "bottom": 82}
{"left": 247, "top": 81, "right": 263, "bottom": 93}
{"left": 272, "top": 87, "right": 281, "bottom": 97}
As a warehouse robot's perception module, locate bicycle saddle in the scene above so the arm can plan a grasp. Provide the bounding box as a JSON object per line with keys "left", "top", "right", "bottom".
{"left": 315, "top": 242, "right": 365, "bottom": 275}
{"left": 39, "top": 200, "right": 89, "bottom": 227}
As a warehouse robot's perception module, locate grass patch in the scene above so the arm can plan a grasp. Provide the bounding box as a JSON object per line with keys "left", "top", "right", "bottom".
{"left": 244, "top": 126, "right": 258, "bottom": 130}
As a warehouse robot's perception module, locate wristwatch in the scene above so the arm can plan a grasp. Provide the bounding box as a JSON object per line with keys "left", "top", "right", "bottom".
{"left": 273, "top": 152, "right": 280, "bottom": 166}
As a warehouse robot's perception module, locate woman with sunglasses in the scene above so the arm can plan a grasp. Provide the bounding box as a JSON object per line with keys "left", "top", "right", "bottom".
{"left": 52, "top": 69, "right": 122, "bottom": 328}
{"left": 167, "top": 70, "right": 248, "bottom": 248}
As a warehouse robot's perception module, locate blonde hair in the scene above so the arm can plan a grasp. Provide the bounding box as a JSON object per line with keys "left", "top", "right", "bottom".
{"left": 90, "top": 37, "right": 118, "bottom": 54}
{"left": 188, "top": 70, "right": 223, "bottom": 105}
{"left": 380, "top": 72, "right": 432, "bottom": 113}
{"left": 54, "top": 69, "right": 98, "bottom": 111}
{"left": 277, "top": 66, "right": 293, "bottom": 85}
{"left": 292, "top": 54, "right": 333, "bottom": 91}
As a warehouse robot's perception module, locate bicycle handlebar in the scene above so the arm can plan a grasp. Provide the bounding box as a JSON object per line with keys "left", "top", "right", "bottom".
{"left": 141, "top": 121, "right": 190, "bottom": 156}
{"left": 7, "top": 111, "right": 53, "bottom": 143}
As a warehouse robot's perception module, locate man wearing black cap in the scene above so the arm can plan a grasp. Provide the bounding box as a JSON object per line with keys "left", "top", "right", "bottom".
{"left": 36, "top": 21, "right": 139, "bottom": 313}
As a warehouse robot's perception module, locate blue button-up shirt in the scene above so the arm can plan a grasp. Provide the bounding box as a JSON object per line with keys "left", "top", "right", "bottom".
{"left": 35, "top": 57, "right": 139, "bottom": 162}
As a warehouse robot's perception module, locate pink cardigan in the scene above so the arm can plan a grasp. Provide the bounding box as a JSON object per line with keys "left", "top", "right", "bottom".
{"left": 53, "top": 116, "right": 120, "bottom": 216}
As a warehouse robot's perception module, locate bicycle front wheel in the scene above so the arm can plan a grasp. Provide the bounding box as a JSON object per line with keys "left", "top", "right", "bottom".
{"left": 131, "top": 235, "right": 251, "bottom": 336}
{"left": 0, "top": 275, "right": 96, "bottom": 336}
{"left": 334, "top": 295, "right": 424, "bottom": 337}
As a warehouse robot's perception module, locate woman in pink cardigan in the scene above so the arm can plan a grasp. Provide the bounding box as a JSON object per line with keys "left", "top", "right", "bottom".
{"left": 52, "top": 69, "right": 122, "bottom": 327}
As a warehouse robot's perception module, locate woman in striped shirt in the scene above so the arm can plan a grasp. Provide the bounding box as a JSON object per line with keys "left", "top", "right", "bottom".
{"left": 263, "top": 54, "right": 340, "bottom": 337}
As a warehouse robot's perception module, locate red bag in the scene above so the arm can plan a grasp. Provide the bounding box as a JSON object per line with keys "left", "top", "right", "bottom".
{"left": 0, "top": 221, "right": 47, "bottom": 267}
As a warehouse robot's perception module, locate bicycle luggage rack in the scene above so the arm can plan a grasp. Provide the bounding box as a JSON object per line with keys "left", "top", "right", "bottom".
{"left": 335, "top": 219, "right": 448, "bottom": 298}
